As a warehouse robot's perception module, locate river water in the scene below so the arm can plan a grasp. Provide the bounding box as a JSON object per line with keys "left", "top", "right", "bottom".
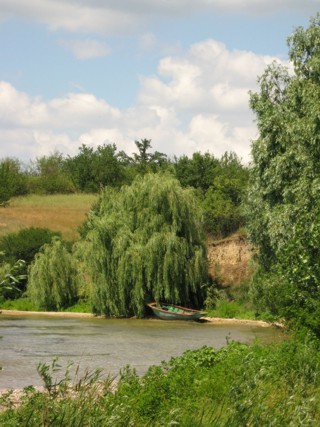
{"left": 0, "top": 315, "right": 282, "bottom": 390}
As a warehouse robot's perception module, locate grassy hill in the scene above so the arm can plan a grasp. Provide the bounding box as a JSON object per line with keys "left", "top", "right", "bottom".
{"left": 0, "top": 194, "right": 97, "bottom": 241}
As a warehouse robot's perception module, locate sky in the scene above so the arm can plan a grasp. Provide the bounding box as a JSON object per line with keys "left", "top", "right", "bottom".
{"left": 0, "top": 1, "right": 319, "bottom": 164}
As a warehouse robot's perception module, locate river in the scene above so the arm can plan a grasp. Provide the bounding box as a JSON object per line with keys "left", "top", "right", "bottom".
{"left": 0, "top": 315, "right": 282, "bottom": 390}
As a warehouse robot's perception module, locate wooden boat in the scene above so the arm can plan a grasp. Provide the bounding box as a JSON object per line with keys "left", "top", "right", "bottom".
{"left": 147, "top": 302, "right": 207, "bottom": 321}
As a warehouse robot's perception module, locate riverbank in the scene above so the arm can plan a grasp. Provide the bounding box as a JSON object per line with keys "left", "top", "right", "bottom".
{"left": 0, "top": 309, "right": 274, "bottom": 327}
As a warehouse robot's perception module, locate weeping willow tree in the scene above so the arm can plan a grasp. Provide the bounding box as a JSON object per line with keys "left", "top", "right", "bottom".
{"left": 27, "top": 238, "right": 79, "bottom": 310}
{"left": 80, "top": 173, "right": 207, "bottom": 318}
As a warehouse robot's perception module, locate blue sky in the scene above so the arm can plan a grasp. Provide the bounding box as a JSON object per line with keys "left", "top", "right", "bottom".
{"left": 0, "top": 1, "right": 318, "bottom": 163}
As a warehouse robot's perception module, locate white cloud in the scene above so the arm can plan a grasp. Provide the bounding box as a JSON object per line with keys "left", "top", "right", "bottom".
{"left": 0, "top": 0, "right": 318, "bottom": 35}
{"left": 139, "top": 39, "right": 283, "bottom": 123}
{"left": 59, "top": 39, "right": 111, "bottom": 59}
{"left": 0, "top": 0, "right": 141, "bottom": 35}
{"left": 0, "top": 39, "right": 287, "bottom": 163}
{"left": 0, "top": 83, "right": 120, "bottom": 130}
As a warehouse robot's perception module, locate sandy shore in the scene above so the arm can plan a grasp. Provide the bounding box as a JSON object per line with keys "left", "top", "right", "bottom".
{"left": 0, "top": 309, "right": 96, "bottom": 318}
{"left": 0, "top": 309, "right": 274, "bottom": 327}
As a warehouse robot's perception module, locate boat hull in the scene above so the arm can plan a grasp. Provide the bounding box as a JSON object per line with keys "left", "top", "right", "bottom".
{"left": 148, "top": 303, "right": 207, "bottom": 321}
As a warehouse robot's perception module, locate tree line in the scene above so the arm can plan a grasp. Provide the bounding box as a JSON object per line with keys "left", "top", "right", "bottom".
{"left": 0, "top": 138, "right": 249, "bottom": 238}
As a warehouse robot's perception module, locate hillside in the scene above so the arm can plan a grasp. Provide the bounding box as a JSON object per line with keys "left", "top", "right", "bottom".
{"left": 0, "top": 194, "right": 97, "bottom": 241}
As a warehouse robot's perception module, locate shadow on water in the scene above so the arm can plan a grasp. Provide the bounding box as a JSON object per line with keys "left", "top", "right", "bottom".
{"left": 0, "top": 315, "right": 284, "bottom": 390}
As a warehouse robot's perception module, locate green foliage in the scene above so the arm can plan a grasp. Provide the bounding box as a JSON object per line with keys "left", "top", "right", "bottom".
{"left": 0, "top": 296, "right": 37, "bottom": 311}
{"left": 203, "top": 152, "right": 249, "bottom": 237}
{"left": 0, "top": 227, "right": 61, "bottom": 265}
{"left": 131, "top": 138, "right": 168, "bottom": 174}
{"left": 0, "top": 257, "right": 26, "bottom": 299}
{"left": 0, "top": 227, "right": 61, "bottom": 297}
{"left": 6, "top": 339, "right": 320, "bottom": 426}
{"left": 247, "top": 14, "right": 320, "bottom": 334}
{"left": 65, "top": 143, "right": 127, "bottom": 192}
{"left": 0, "top": 358, "right": 112, "bottom": 427}
{"left": 174, "top": 151, "right": 248, "bottom": 237}
{"left": 27, "top": 151, "right": 75, "bottom": 194}
{"left": 80, "top": 173, "right": 208, "bottom": 317}
{"left": 204, "top": 276, "right": 254, "bottom": 317}
{"left": 0, "top": 158, "right": 27, "bottom": 203}
{"left": 27, "top": 238, "right": 79, "bottom": 310}
{"left": 62, "top": 300, "right": 91, "bottom": 313}
{"left": 207, "top": 300, "right": 256, "bottom": 320}
{"left": 174, "top": 151, "right": 219, "bottom": 190}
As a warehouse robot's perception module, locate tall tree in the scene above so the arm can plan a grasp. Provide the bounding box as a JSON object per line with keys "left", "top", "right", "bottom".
{"left": 174, "top": 152, "right": 218, "bottom": 191}
{"left": 65, "top": 143, "right": 126, "bottom": 192}
{"left": 247, "top": 14, "right": 320, "bottom": 333}
{"left": 131, "top": 139, "right": 168, "bottom": 174}
{"left": 203, "top": 152, "right": 249, "bottom": 236}
{"left": 79, "top": 173, "right": 207, "bottom": 318}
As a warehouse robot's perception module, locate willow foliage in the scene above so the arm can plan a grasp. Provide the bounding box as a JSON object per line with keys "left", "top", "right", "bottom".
{"left": 81, "top": 173, "right": 207, "bottom": 317}
{"left": 27, "top": 238, "right": 79, "bottom": 310}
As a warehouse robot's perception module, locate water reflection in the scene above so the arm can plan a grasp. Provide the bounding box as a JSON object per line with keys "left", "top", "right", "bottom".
{"left": 0, "top": 315, "right": 283, "bottom": 390}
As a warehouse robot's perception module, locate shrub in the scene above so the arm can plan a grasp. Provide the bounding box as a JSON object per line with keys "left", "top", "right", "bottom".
{"left": 0, "top": 227, "right": 61, "bottom": 266}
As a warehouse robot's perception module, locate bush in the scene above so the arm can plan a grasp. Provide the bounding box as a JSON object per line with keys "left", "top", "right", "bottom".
{"left": 26, "top": 174, "right": 75, "bottom": 195}
{"left": 0, "top": 296, "right": 37, "bottom": 311}
{"left": 0, "top": 227, "right": 62, "bottom": 266}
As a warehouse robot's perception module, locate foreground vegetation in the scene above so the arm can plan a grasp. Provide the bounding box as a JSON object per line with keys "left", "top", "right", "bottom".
{"left": 2, "top": 336, "right": 320, "bottom": 426}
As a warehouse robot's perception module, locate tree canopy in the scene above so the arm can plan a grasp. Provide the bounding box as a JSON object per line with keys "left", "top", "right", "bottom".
{"left": 80, "top": 173, "right": 208, "bottom": 318}
{"left": 247, "top": 14, "right": 320, "bottom": 334}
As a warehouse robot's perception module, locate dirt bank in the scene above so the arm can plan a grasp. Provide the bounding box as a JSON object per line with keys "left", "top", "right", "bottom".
{"left": 207, "top": 234, "right": 254, "bottom": 286}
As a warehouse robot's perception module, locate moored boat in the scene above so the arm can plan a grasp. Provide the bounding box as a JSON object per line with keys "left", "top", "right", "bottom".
{"left": 147, "top": 302, "right": 207, "bottom": 321}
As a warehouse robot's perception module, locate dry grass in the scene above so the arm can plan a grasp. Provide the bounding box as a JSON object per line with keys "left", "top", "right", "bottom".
{"left": 0, "top": 194, "right": 98, "bottom": 241}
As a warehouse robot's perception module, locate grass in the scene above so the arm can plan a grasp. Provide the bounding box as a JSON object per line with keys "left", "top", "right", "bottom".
{"left": 0, "top": 298, "right": 92, "bottom": 313}
{"left": 207, "top": 300, "right": 257, "bottom": 320}
{"left": 62, "top": 301, "right": 92, "bottom": 313}
{"left": 0, "top": 194, "right": 97, "bottom": 241}
{"left": 0, "top": 297, "right": 38, "bottom": 311}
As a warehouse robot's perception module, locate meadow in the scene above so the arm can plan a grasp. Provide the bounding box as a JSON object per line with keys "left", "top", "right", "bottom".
{"left": 0, "top": 194, "right": 97, "bottom": 241}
